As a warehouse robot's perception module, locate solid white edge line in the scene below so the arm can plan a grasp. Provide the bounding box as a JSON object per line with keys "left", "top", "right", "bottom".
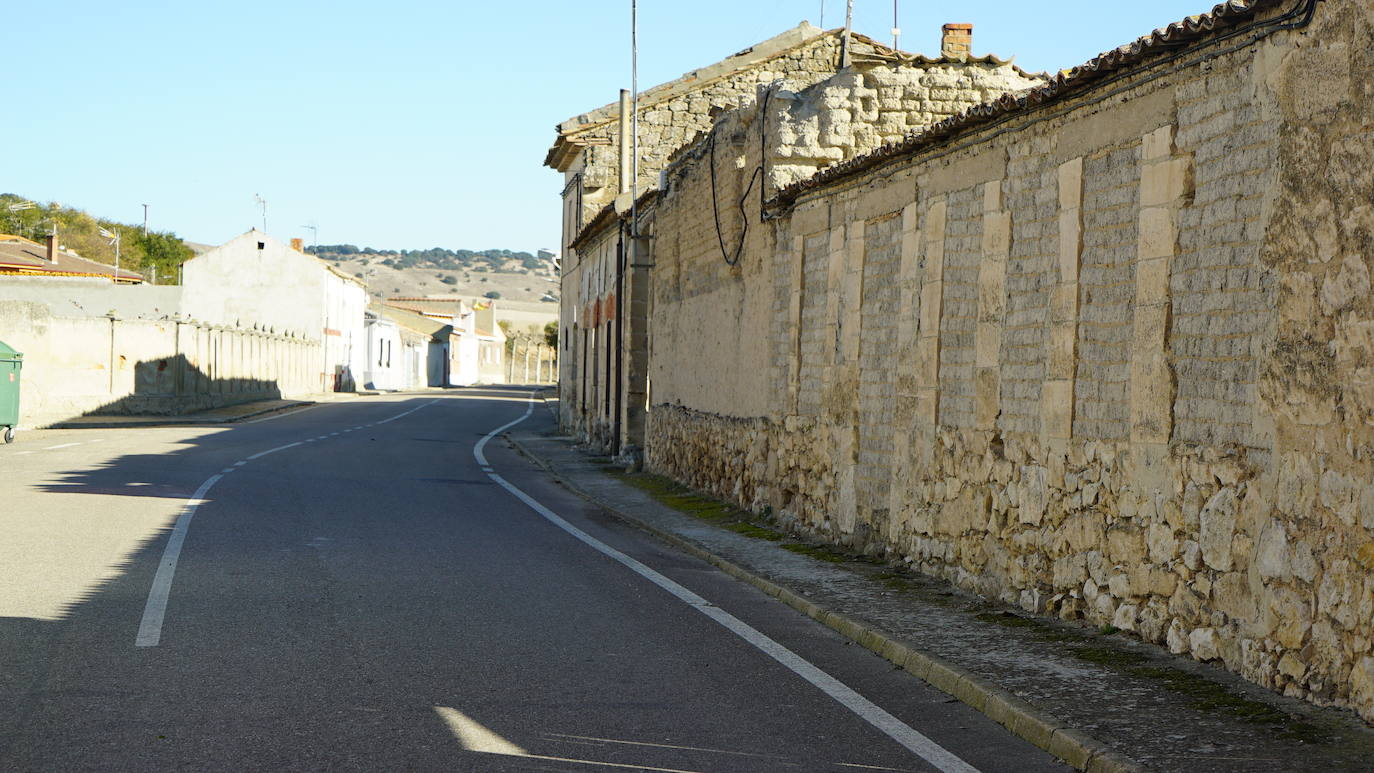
{"left": 134, "top": 399, "right": 437, "bottom": 648}
{"left": 472, "top": 395, "right": 982, "bottom": 773}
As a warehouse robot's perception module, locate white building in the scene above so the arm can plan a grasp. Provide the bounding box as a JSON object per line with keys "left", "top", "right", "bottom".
{"left": 181, "top": 230, "right": 369, "bottom": 392}
{"left": 364, "top": 312, "right": 429, "bottom": 391}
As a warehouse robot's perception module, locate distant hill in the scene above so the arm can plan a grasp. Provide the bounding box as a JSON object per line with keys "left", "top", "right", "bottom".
{"left": 0, "top": 193, "right": 194, "bottom": 283}
{"left": 307, "top": 244, "right": 552, "bottom": 274}
{"left": 307, "top": 245, "right": 560, "bottom": 305}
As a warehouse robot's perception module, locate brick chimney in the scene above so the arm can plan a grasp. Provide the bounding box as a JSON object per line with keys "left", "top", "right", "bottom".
{"left": 290, "top": 237, "right": 304, "bottom": 252}
{"left": 942, "top": 23, "right": 972, "bottom": 60}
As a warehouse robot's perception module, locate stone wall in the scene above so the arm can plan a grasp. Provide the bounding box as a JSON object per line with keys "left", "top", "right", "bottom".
{"left": 641, "top": 0, "right": 1374, "bottom": 721}
{"left": 556, "top": 27, "right": 1042, "bottom": 444}
{"left": 768, "top": 64, "right": 1040, "bottom": 188}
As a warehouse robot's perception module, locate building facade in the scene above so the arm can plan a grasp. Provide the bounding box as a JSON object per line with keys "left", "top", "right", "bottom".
{"left": 180, "top": 230, "right": 369, "bottom": 392}
{"left": 552, "top": 22, "right": 1042, "bottom": 451}
{"left": 556, "top": 0, "right": 1374, "bottom": 723}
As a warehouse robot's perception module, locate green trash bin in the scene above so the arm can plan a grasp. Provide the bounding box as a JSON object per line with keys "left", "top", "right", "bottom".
{"left": 0, "top": 340, "right": 22, "bottom": 444}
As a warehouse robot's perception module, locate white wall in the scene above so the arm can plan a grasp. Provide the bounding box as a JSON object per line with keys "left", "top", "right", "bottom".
{"left": 1, "top": 301, "right": 318, "bottom": 428}
{"left": 181, "top": 230, "right": 368, "bottom": 391}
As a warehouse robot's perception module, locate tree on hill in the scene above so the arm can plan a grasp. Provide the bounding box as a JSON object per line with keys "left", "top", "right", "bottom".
{"left": 0, "top": 193, "right": 195, "bottom": 283}
{"left": 305, "top": 243, "right": 547, "bottom": 274}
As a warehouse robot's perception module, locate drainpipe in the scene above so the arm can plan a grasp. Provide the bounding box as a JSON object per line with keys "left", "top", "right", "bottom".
{"left": 615, "top": 224, "right": 627, "bottom": 456}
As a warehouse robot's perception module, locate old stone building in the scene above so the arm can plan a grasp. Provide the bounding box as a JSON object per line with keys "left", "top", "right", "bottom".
{"left": 560, "top": 0, "right": 1374, "bottom": 723}
{"left": 551, "top": 21, "right": 1041, "bottom": 449}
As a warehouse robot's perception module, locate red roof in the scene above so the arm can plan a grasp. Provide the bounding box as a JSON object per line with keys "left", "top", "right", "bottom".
{"left": 0, "top": 235, "right": 143, "bottom": 282}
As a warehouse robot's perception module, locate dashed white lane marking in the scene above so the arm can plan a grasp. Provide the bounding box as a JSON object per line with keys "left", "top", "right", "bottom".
{"left": 44, "top": 442, "right": 81, "bottom": 450}
{"left": 472, "top": 397, "right": 982, "bottom": 773}
{"left": 135, "top": 399, "right": 438, "bottom": 648}
{"left": 135, "top": 474, "right": 222, "bottom": 647}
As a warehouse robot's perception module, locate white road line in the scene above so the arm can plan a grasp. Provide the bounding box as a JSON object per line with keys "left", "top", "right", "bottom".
{"left": 134, "top": 400, "right": 437, "bottom": 648}
{"left": 44, "top": 442, "right": 81, "bottom": 450}
{"left": 135, "top": 474, "right": 221, "bottom": 647}
{"left": 472, "top": 398, "right": 981, "bottom": 773}
{"left": 246, "top": 441, "right": 304, "bottom": 461}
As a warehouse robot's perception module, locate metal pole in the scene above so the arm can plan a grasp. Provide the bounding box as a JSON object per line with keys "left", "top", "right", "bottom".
{"left": 893, "top": 0, "right": 900, "bottom": 49}
{"left": 630, "top": 0, "right": 639, "bottom": 229}
{"left": 841, "top": 0, "right": 854, "bottom": 68}
{"left": 142, "top": 204, "right": 148, "bottom": 236}
{"left": 114, "top": 230, "right": 120, "bottom": 283}
{"left": 820, "top": 0, "right": 824, "bottom": 28}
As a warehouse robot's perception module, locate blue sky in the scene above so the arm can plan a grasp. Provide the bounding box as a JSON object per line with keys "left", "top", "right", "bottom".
{"left": 7, "top": 0, "right": 1217, "bottom": 254}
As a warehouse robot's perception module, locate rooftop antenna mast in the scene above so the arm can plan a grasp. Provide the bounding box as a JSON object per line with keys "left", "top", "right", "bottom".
{"left": 631, "top": 0, "right": 639, "bottom": 230}
{"left": 98, "top": 226, "right": 121, "bottom": 283}
{"left": 301, "top": 223, "right": 318, "bottom": 247}
{"left": 893, "top": 0, "right": 901, "bottom": 50}
{"left": 841, "top": 0, "right": 854, "bottom": 68}
{"left": 253, "top": 194, "right": 267, "bottom": 234}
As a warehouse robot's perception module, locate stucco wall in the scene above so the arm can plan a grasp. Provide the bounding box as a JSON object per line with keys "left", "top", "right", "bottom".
{"left": 0, "top": 277, "right": 183, "bottom": 319}
{"left": 181, "top": 230, "right": 368, "bottom": 391}
{"left": 640, "top": 0, "right": 1374, "bottom": 721}
{"left": 1, "top": 301, "right": 319, "bottom": 428}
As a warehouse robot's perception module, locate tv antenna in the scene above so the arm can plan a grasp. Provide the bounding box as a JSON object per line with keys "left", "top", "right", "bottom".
{"left": 98, "top": 226, "right": 122, "bottom": 283}
{"left": 253, "top": 194, "right": 268, "bottom": 234}
{"left": 301, "top": 223, "right": 318, "bottom": 247}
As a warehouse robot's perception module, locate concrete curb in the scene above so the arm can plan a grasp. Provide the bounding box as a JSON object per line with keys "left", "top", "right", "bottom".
{"left": 46, "top": 400, "right": 316, "bottom": 429}
{"left": 506, "top": 427, "right": 1147, "bottom": 773}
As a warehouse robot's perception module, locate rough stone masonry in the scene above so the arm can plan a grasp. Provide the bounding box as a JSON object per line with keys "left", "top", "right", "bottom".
{"left": 634, "top": 0, "right": 1374, "bottom": 723}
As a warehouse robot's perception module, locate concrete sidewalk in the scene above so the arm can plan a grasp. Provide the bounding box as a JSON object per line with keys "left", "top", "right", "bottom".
{"left": 506, "top": 412, "right": 1374, "bottom": 772}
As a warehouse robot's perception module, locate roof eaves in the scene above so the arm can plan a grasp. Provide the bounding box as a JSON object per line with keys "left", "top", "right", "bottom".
{"left": 567, "top": 189, "right": 660, "bottom": 253}
{"left": 546, "top": 24, "right": 836, "bottom": 170}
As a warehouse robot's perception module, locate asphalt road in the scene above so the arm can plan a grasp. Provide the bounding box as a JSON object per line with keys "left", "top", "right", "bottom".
{"left": 0, "top": 389, "right": 1070, "bottom": 772}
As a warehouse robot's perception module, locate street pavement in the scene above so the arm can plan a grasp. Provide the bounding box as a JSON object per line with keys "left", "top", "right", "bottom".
{"left": 0, "top": 388, "right": 1069, "bottom": 772}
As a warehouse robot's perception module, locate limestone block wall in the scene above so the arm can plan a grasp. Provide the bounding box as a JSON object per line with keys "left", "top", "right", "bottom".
{"left": 768, "top": 64, "right": 1041, "bottom": 187}
{"left": 642, "top": 0, "right": 1374, "bottom": 721}
{"left": 567, "top": 32, "right": 849, "bottom": 227}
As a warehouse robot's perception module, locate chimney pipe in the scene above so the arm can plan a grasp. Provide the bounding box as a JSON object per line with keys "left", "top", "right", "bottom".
{"left": 291, "top": 237, "right": 304, "bottom": 252}
{"left": 45, "top": 228, "right": 57, "bottom": 264}
{"left": 941, "top": 23, "right": 972, "bottom": 60}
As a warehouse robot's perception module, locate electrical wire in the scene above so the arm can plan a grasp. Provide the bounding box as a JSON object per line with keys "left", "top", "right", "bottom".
{"left": 709, "top": 90, "right": 773, "bottom": 266}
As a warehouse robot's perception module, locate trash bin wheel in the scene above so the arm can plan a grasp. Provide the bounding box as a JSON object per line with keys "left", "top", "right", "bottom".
{"left": 3, "top": 427, "right": 12, "bottom": 444}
